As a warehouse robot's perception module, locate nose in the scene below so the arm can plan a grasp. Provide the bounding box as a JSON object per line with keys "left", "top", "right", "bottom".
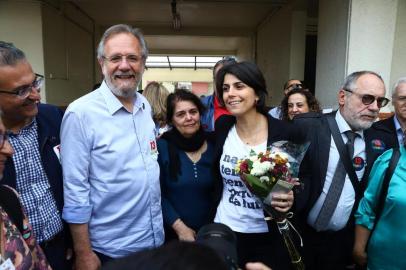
{"left": 185, "top": 112, "right": 193, "bottom": 120}
{"left": 292, "top": 105, "right": 299, "bottom": 113}
{"left": 369, "top": 99, "right": 380, "bottom": 112}
{"left": 27, "top": 87, "right": 41, "bottom": 101}
{"left": 0, "top": 140, "right": 14, "bottom": 157}
{"left": 118, "top": 58, "right": 131, "bottom": 70}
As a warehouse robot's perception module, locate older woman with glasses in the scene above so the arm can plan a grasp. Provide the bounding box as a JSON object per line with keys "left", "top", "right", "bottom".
{"left": 0, "top": 112, "right": 51, "bottom": 270}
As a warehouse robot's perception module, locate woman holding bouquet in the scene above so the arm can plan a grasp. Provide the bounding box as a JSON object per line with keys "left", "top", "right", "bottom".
{"left": 213, "top": 61, "right": 304, "bottom": 270}
{"left": 158, "top": 89, "right": 215, "bottom": 242}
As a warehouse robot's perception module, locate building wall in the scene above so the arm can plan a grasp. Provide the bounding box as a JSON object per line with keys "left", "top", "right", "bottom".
{"left": 256, "top": 5, "right": 306, "bottom": 106}
{"left": 42, "top": 2, "right": 95, "bottom": 106}
{"left": 390, "top": 0, "right": 406, "bottom": 95}
{"left": 0, "top": 1, "right": 46, "bottom": 100}
{"left": 347, "top": 0, "right": 397, "bottom": 102}
{"left": 315, "top": 0, "right": 349, "bottom": 109}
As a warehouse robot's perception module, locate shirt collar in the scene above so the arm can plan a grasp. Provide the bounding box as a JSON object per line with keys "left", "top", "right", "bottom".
{"left": 335, "top": 110, "right": 364, "bottom": 139}
{"left": 393, "top": 114, "right": 403, "bottom": 132}
{"left": 99, "top": 81, "right": 142, "bottom": 115}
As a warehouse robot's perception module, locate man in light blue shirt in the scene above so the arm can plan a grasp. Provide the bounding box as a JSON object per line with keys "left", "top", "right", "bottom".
{"left": 61, "top": 24, "right": 163, "bottom": 270}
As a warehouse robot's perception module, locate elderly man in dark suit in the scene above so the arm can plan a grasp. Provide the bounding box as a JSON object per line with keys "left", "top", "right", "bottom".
{"left": 294, "top": 71, "right": 395, "bottom": 270}
{"left": 372, "top": 77, "right": 406, "bottom": 147}
{"left": 0, "top": 41, "right": 71, "bottom": 269}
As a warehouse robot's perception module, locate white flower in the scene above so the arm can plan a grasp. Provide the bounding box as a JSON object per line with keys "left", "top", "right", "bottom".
{"left": 259, "top": 175, "right": 270, "bottom": 183}
{"left": 251, "top": 160, "right": 265, "bottom": 176}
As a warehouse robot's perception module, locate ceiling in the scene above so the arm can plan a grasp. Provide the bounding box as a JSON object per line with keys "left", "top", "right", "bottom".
{"left": 68, "top": 0, "right": 288, "bottom": 36}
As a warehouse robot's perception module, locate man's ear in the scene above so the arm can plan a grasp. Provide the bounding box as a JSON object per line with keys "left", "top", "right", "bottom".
{"left": 338, "top": 89, "right": 346, "bottom": 107}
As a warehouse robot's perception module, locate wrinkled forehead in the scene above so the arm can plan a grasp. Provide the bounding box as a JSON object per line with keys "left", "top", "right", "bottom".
{"left": 103, "top": 33, "right": 142, "bottom": 56}
{"left": 354, "top": 74, "right": 386, "bottom": 96}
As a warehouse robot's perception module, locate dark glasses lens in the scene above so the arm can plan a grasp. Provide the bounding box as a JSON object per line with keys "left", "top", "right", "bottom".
{"left": 361, "top": 94, "right": 389, "bottom": 108}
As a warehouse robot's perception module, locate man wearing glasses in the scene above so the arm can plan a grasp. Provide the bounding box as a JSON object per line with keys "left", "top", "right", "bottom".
{"left": 0, "top": 41, "right": 70, "bottom": 269}
{"left": 370, "top": 77, "right": 406, "bottom": 148}
{"left": 293, "top": 71, "right": 394, "bottom": 270}
{"left": 61, "top": 24, "right": 163, "bottom": 270}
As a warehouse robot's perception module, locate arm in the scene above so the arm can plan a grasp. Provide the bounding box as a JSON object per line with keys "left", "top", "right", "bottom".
{"left": 353, "top": 225, "right": 370, "bottom": 266}
{"left": 60, "top": 110, "right": 95, "bottom": 268}
{"left": 69, "top": 224, "right": 101, "bottom": 270}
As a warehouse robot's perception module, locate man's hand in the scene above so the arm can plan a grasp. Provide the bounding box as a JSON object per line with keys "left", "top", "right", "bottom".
{"left": 74, "top": 250, "right": 101, "bottom": 270}
{"left": 245, "top": 262, "right": 272, "bottom": 270}
{"left": 172, "top": 219, "right": 196, "bottom": 241}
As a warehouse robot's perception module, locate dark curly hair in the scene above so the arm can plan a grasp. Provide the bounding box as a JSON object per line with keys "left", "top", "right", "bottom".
{"left": 280, "top": 88, "right": 321, "bottom": 121}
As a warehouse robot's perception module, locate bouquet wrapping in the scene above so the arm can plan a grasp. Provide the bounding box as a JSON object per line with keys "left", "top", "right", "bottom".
{"left": 236, "top": 140, "right": 310, "bottom": 270}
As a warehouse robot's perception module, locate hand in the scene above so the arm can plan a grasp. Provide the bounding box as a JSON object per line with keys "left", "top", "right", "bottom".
{"left": 271, "top": 190, "right": 294, "bottom": 213}
{"left": 353, "top": 248, "right": 367, "bottom": 267}
{"left": 245, "top": 262, "right": 272, "bottom": 270}
{"left": 74, "top": 251, "right": 101, "bottom": 270}
{"left": 172, "top": 219, "right": 196, "bottom": 241}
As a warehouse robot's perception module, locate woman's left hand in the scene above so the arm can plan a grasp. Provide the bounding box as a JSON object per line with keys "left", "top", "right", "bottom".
{"left": 271, "top": 190, "right": 294, "bottom": 213}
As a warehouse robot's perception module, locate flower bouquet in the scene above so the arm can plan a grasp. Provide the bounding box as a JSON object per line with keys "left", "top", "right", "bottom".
{"left": 236, "top": 140, "right": 310, "bottom": 270}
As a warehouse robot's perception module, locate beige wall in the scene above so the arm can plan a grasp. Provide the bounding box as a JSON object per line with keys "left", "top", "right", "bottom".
{"left": 347, "top": 0, "right": 398, "bottom": 106}
{"left": 390, "top": 0, "right": 406, "bottom": 96}
{"left": 42, "top": 3, "right": 95, "bottom": 106}
{"left": 315, "top": 0, "right": 349, "bottom": 109}
{"left": 0, "top": 1, "right": 46, "bottom": 100}
{"left": 0, "top": 1, "right": 95, "bottom": 106}
{"left": 256, "top": 5, "right": 306, "bottom": 106}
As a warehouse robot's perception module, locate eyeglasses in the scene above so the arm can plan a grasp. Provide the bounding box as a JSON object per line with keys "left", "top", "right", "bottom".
{"left": 0, "top": 132, "right": 8, "bottom": 149}
{"left": 102, "top": 54, "right": 141, "bottom": 64}
{"left": 0, "top": 73, "right": 44, "bottom": 99}
{"left": 343, "top": 88, "right": 390, "bottom": 108}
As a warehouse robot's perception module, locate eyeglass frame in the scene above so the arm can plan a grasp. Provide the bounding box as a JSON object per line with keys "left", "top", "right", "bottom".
{"left": 101, "top": 54, "right": 143, "bottom": 65}
{"left": 0, "top": 73, "right": 44, "bottom": 99}
{"left": 0, "top": 132, "right": 8, "bottom": 149}
{"left": 342, "top": 88, "right": 390, "bottom": 108}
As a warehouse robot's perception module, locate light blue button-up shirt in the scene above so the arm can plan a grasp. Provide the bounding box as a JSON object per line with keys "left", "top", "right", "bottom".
{"left": 61, "top": 82, "right": 164, "bottom": 258}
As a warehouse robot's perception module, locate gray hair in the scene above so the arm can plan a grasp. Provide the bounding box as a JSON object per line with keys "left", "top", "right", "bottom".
{"left": 392, "top": 77, "right": 406, "bottom": 98}
{"left": 0, "top": 41, "right": 26, "bottom": 67}
{"left": 97, "top": 24, "right": 148, "bottom": 62}
{"left": 341, "top": 70, "right": 384, "bottom": 94}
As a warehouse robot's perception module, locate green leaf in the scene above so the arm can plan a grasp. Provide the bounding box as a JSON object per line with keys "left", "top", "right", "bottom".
{"left": 243, "top": 173, "right": 270, "bottom": 198}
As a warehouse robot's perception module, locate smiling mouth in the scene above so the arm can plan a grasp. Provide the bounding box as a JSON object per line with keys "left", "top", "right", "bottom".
{"left": 228, "top": 100, "right": 242, "bottom": 105}
{"left": 114, "top": 74, "right": 135, "bottom": 80}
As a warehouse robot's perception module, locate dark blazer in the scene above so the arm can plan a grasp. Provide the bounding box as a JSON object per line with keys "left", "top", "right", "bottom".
{"left": 3, "top": 103, "right": 64, "bottom": 214}
{"left": 371, "top": 115, "right": 399, "bottom": 148}
{"left": 211, "top": 114, "right": 306, "bottom": 218}
{"left": 294, "top": 111, "right": 397, "bottom": 218}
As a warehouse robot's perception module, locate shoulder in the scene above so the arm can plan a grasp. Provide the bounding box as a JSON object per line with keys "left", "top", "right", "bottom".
{"left": 201, "top": 94, "right": 213, "bottom": 105}
{"left": 371, "top": 116, "right": 395, "bottom": 132}
{"left": 37, "top": 103, "right": 63, "bottom": 121}
{"left": 66, "top": 90, "right": 101, "bottom": 114}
